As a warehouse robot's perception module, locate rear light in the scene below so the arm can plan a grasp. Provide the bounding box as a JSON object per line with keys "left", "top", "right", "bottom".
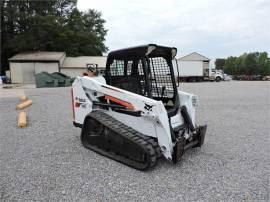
{"left": 71, "top": 88, "right": 75, "bottom": 120}
{"left": 75, "top": 102, "right": 81, "bottom": 107}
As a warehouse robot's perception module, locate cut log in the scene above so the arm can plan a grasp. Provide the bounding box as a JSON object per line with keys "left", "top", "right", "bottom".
{"left": 16, "top": 100, "right": 32, "bottom": 110}
{"left": 18, "top": 112, "right": 27, "bottom": 128}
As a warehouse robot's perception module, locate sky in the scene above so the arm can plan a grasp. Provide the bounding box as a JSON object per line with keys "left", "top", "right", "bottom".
{"left": 77, "top": 0, "right": 270, "bottom": 60}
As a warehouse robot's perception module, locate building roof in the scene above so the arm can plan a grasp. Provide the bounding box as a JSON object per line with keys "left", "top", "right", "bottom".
{"left": 108, "top": 44, "right": 177, "bottom": 60}
{"left": 61, "top": 56, "right": 107, "bottom": 69}
{"left": 9, "top": 51, "right": 66, "bottom": 62}
{"left": 178, "top": 52, "right": 210, "bottom": 61}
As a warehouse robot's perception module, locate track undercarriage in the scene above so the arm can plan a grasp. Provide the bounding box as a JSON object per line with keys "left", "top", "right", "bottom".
{"left": 81, "top": 110, "right": 161, "bottom": 170}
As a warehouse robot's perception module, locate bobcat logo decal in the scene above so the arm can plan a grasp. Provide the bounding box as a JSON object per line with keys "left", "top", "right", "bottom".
{"left": 144, "top": 103, "right": 153, "bottom": 111}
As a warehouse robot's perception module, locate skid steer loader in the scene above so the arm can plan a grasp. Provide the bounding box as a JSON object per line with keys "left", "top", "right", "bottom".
{"left": 72, "top": 44, "right": 207, "bottom": 170}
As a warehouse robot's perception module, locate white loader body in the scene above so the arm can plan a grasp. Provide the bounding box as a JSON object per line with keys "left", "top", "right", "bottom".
{"left": 72, "top": 75, "right": 199, "bottom": 160}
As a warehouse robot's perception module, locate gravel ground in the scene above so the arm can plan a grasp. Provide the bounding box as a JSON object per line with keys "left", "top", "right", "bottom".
{"left": 0, "top": 81, "right": 269, "bottom": 201}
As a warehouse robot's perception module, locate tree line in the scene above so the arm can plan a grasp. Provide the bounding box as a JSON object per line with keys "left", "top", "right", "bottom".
{"left": 215, "top": 52, "right": 270, "bottom": 76}
{"left": 0, "top": 0, "right": 108, "bottom": 74}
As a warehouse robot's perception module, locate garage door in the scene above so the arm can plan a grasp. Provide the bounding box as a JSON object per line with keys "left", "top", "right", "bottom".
{"left": 21, "top": 63, "right": 35, "bottom": 83}
{"left": 10, "top": 63, "right": 23, "bottom": 83}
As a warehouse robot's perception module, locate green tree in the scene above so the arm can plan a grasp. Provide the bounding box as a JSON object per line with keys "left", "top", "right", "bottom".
{"left": 0, "top": 0, "right": 107, "bottom": 74}
{"left": 222, "top": 52, "right": 269, "bottom": 76}
{"left": 237, "top": 53, "right": 247, "bottom": 75}
{"left": 225, "top": 56, "right": 237, "bottom": 75}
{"left": 243, "top": 53, "right": 258, "bottom": 75}
{"left": 64, "top": 8, "right": 107, "bottom": 56}
{"left": 257, "top": 52, "right": 270, "bottom": 76}
{"left": 215, "top": 58, "right": 226, "bottom": 70}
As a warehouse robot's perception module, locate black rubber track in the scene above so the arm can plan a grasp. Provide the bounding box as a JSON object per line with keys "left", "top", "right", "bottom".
{"left": 81, "top": 110, "right": 159, "bottom": 170}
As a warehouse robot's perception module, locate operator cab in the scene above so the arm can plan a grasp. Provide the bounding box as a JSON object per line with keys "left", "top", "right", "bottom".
{"left": 105, "top": 44, "right": 179, "bottom": 117}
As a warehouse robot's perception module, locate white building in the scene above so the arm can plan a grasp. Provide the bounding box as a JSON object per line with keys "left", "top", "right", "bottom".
{"left": 8, "top": 52, "right": 107, "bottom": 84}
{"left": 61, "top": 56, "right": 107, "bottom": 77}
{"left": 9, "top": 51, "right": 65, "bottom": 83}
{"left": 176, "top": 52, "right": 210, "bottom": 78}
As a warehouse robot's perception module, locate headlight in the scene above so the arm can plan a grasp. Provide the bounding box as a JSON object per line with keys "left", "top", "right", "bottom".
{"left": 191, "top": 95, "right": 199, "bottom": 107}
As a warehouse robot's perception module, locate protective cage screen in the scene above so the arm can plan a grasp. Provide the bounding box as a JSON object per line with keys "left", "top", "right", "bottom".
{"left": 109, "top": 57, "right": 175, "bottom": 99}
{"left": 147, "top": 57, "right": 174, "bottom": 99}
